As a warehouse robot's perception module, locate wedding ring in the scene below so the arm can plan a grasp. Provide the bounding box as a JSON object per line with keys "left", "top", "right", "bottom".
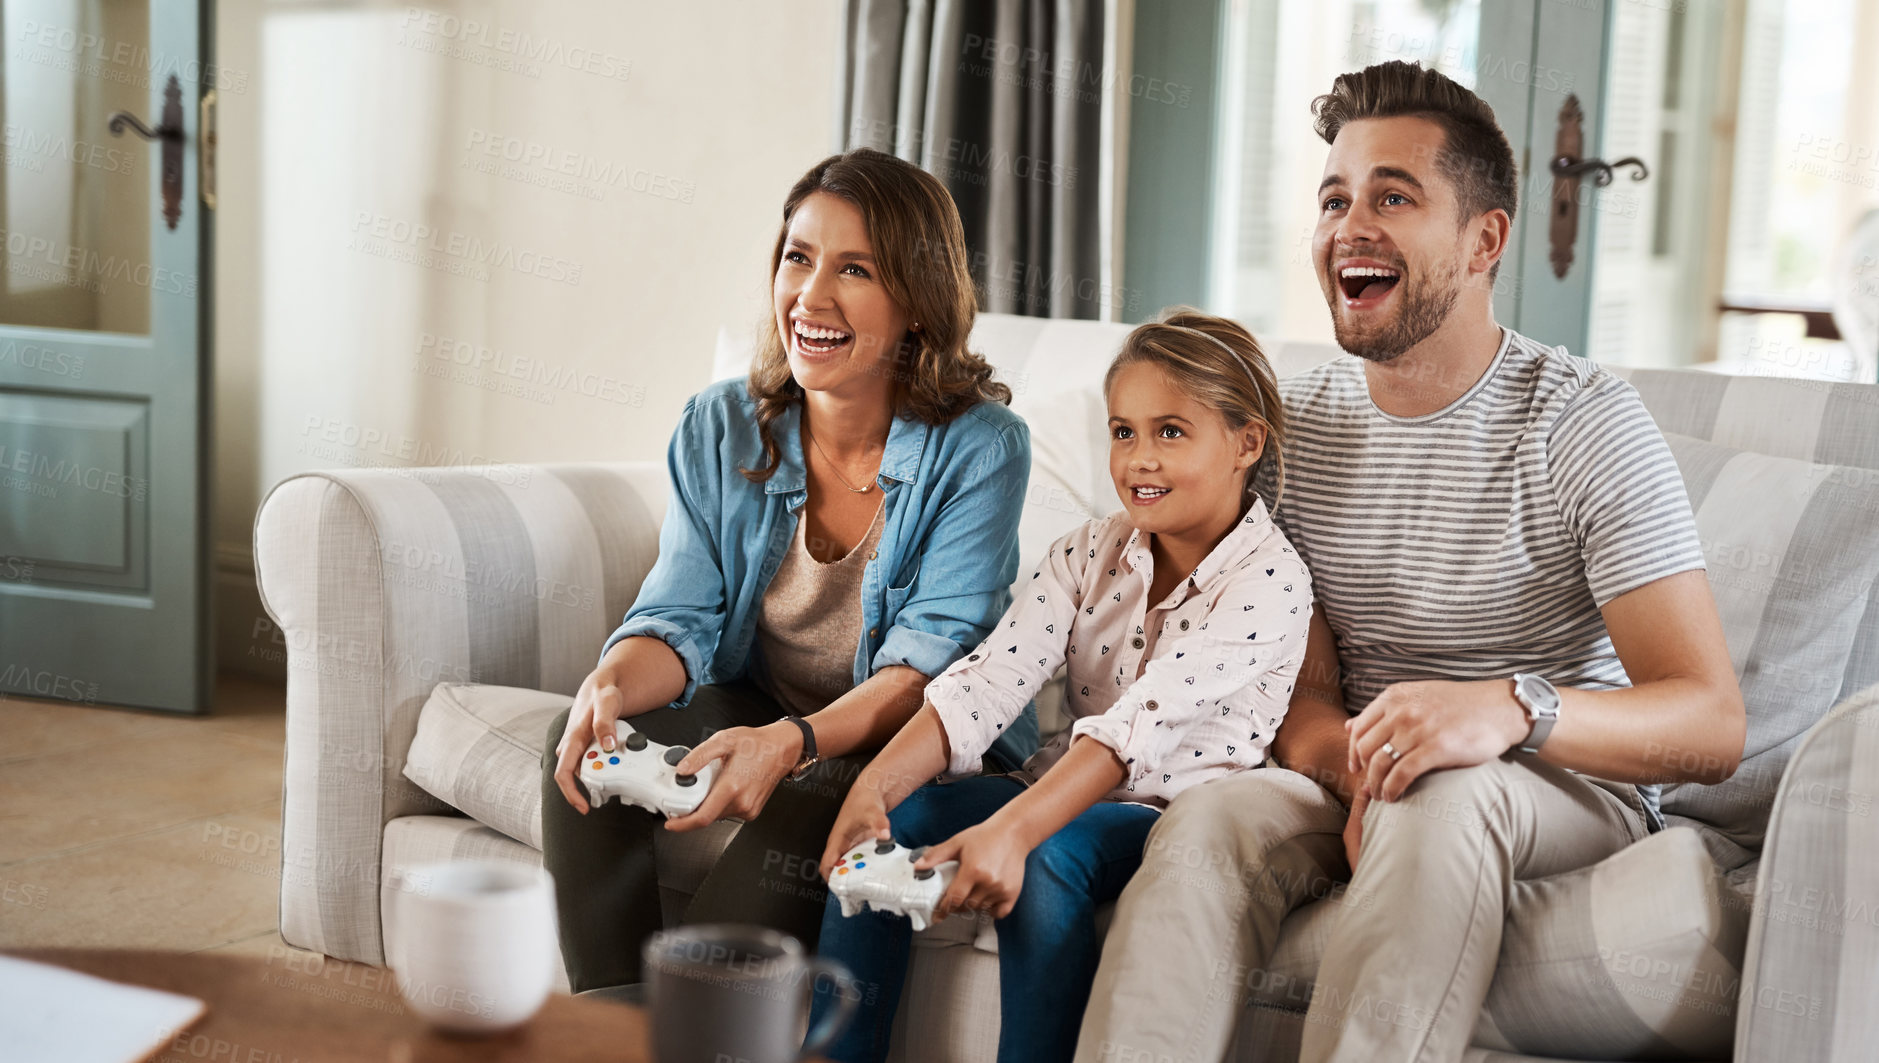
{"left": 1382, "top": 741, "right": 1400, "bottom": 760}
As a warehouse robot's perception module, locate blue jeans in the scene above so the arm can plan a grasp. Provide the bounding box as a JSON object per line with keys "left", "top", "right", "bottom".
{"left": 809, "top": 775, "right": 1161, "bottom": 1063}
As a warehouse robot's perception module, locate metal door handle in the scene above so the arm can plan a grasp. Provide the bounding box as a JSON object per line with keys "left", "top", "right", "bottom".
{"left": 1547, "top": 94, "right": 1652, "bottom": 280}
{"left": 107, "top": 75, "right": 185, "bottom": 230}
{"left": 1549, "top": 154, "right": 1650, "bottom": 186}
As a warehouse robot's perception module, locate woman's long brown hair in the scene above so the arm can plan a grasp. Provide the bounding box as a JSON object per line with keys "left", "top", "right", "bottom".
{"left": 741, "top": 148, "right": 1010, "bottom": 484}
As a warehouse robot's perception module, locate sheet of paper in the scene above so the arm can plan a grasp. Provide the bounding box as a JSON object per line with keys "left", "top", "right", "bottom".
{"left": 0, "top": 955, "right": 207, "bottom": 1063}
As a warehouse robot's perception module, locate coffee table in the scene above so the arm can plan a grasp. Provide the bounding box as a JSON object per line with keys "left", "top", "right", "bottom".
{"left": 8, "top": 948, "right": 657, "bottom": 1062}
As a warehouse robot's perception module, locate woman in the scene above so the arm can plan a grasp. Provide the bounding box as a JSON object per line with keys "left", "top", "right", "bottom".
{"left": 541, "top": 148, "right": 1037, "bottom": 992}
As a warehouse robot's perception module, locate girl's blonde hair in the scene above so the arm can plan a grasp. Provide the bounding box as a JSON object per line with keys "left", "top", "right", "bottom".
{"left": 1103, "top": 307, "right": 1286, "bottom": 517}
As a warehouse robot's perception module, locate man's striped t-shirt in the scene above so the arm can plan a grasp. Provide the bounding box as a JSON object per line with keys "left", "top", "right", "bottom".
{"left": 1251, "top": 327, "right": 1707, "bottom": 761}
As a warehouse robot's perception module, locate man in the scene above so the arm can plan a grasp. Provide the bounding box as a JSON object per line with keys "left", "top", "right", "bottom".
{"left": 1075, "top": 61, "right": 1745, "bottom": 1063}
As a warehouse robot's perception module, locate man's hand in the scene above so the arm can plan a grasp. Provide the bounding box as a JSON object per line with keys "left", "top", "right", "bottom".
{"left": 1343, "top": 785, "right": 1371, "bottom": 869}
{"left": 664, "top": 720, "right": 805, "bottom": 832}
{"left": 1346, "top": 679, "right": 1529, "bottom": 802}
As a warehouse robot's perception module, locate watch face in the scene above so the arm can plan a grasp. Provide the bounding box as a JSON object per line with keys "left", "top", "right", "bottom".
{"left": 1518, "top": 674, "right": 1560, "bottom": 714}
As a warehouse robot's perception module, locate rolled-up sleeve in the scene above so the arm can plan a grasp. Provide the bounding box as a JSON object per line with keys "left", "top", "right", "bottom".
{"left": 1073, "top": 554, "right": 1312, "bottom": 777}
{"left": 871, "top": 418, "right": 1032, "bottom": 679}
{"left": 925, "top": 523, "right": 1087, "bottom": 777}
{"left": 600, "top": 394, "right": 728, "bottom": 707}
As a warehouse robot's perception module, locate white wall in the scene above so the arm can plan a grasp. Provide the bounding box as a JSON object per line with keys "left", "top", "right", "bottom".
{"left": 215, "top": 1, "right": 845, "bottom": 675}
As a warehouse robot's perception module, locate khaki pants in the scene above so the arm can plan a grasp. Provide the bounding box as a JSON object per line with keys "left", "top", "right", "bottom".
{"left": 1075, "top": 757, "right": 1648, "bottom": 1063}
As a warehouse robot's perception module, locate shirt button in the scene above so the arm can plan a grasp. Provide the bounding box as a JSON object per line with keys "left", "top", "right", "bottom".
{"left": 1179, "top": 619, "right": 1190, "bottom": 631}
{"left": 869, "top": 627, "right": 879, "bottom": 638}
{"left": 868, "top": 549, "right": 878, "bottom": 559}
{"left": 1146, "top": 699, "right": 1159, "bottom": 711}
{"left": 1131, "top": 636, "right": 1144, "bottom": 649}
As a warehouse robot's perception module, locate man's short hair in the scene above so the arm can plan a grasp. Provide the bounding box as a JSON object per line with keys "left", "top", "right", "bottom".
{"left": 1312, "top": 60, "right": 1519, "bottom": 235}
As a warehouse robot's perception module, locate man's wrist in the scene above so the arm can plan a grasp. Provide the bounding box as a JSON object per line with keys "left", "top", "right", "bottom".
{"left": 1503, "top": 680, "right": 1533, "bottom": 747}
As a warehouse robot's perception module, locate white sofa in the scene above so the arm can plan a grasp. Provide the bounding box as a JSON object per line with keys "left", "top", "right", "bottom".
{"left": 255, "top": 313, "right": 1879, "bottom": 1062}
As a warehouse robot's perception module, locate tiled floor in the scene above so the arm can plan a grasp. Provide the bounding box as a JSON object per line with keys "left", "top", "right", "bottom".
{"left": 0, "top": 674, "right": 362, "bottom": 972}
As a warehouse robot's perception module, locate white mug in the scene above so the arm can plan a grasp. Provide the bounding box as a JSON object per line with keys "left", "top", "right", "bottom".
{"left": 386, "top": 860, "right": 558, "bottom": 1034}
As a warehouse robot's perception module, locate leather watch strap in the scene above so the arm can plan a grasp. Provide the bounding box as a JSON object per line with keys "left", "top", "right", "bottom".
{"left": 781, "top": 715, "right": 818, "bottom": 780}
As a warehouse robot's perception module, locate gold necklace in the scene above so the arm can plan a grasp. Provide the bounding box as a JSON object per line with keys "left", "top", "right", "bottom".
{"left": 805, "top": 427, "right": 878, "bottom": 493}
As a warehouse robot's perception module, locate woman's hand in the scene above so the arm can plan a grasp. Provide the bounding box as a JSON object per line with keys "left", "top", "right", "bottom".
{"left": 820, "top": 784, "right": 895, "bottom": 881}
{"left": 551, "top": 638, "right": 688, "bottom": 814}
{"left": 664, "top": 721, "right": 805, "bottom": 833}
{"left": 551, "top": 665, "right": 631, "bottom": 814}
{"left": 918, "top": 819, "right": 1034, "bottom": 921}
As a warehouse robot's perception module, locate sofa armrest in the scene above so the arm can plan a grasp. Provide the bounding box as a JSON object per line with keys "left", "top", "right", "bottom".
{"left": 253, "top": 461, "right": 667, "bottom": 963}
{"left": 1735, "top": 679, "right": 1879, "bottom": 1062}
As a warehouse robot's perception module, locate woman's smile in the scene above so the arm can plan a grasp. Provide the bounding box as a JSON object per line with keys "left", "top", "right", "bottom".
{"left": 790, "top": 317, "right": 855, "bottom": 360}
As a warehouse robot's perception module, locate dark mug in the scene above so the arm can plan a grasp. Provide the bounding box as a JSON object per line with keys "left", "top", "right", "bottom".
{"left": 642, "top": 924, "right": 856, "bottom": 1063}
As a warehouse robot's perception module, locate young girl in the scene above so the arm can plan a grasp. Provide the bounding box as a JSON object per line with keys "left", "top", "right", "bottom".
{"left": 807, "top": 309, "right": 1314, "bottom": 1063}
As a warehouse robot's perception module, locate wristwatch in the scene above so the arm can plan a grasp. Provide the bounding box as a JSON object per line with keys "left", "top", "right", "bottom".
{"left": 1510, "top": 673, "right": 1561, "bottom": 754}
{"left": 780, "top": 715, "right": 821, "bottom": 782}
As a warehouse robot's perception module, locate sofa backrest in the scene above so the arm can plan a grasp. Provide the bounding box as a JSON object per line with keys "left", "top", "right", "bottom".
{"left": 965, "top": 314, "right": 1879, "bottom": 868}
{"left": 717, "top": 313, "right": 1879, "bottom": 863}
{"left": 1609, "top": 370, "right": 1879, "bottom": 864}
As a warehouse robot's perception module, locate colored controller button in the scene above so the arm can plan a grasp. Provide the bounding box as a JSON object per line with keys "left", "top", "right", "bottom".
{"left": 625, "top": 732, "right": 648, "bottom": 752}
{"left": 836, "top": 867, "right": 848, "bottom": 875}
{"left": 850, "top": 852, "right": 863, "bottom": 861}
{"left": 854, "top": 862, "right": 865, "bottom": 869}
{"left": 587, "top": 750, "right": 600, "bottom": 759}
{"left": 608, "top": 756, "right": 620, "bottom": 765}
{"left": 874, "top": 840, "right": 896, "bottom": 855}
{"left": 663, "top": 746, "right": 689, "bottom": 766}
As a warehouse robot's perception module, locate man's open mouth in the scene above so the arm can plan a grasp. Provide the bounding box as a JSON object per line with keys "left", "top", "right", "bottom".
{"left": 1337, "top": 264, "right": 1401, "bottom": 303}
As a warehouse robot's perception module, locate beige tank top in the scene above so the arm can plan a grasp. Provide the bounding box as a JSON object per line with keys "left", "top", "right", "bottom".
{"left": 751, "top": 497, "right": 887, "bottom": 717}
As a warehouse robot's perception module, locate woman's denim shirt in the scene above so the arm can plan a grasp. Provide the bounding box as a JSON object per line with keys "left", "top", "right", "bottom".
{"left": 602, "top": 376, "right": 1039, "bottom": 771}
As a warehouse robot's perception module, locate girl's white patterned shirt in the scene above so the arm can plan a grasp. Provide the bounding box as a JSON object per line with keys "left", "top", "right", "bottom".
{"left": 926, "top": 494, "right": 1314, "bottom": 806}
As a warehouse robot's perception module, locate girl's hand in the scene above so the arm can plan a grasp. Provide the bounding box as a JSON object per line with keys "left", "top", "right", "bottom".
{"left": 917, "top": 820, "right": 1033, "bottom": 920}
{"left": 821, "top": 786, "right": 894, "bottom": 881}
{"left": 664, "top": 721, "right": 804, "bottom": 833}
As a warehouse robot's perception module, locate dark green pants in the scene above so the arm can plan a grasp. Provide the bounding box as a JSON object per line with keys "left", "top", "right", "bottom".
{"left": 539, "top": 678, "right": 871, "bottom": 991}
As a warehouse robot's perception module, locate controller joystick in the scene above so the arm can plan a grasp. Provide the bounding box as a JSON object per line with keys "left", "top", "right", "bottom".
{"left": 828, "top": 838, "right": 959, "bottom": 932}
{"left": 581, "top": 721, "right": 718, "bottom": 818}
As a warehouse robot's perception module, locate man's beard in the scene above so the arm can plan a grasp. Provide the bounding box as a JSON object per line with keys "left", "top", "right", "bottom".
{"left": 1327, "top": 255, "right": 1461, "bottom": 364}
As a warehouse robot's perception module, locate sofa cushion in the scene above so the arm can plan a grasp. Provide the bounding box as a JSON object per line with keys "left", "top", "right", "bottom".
{"left": 1239, "top": 828, "right": 1747, "bottom": 1061}
{"left": 1484, "top": 827, "right": 1748, "bottom": 1060}
{"left": 402, "top": 682, "right": 569, "bottom": 848}
{"left": 1655, "top": 432, "right": 1879, "bottom": 867}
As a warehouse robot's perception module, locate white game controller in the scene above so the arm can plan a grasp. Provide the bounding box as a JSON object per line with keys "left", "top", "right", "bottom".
{"left": 827, "top": 838, "right": 960, "bottom": 932}
{"left": 580, "top": 720, "right": 718, "bottom": 818}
